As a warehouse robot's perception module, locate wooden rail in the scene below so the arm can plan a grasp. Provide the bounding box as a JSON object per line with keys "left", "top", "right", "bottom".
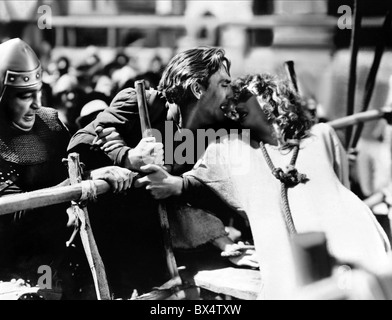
{"left": 0, "top": 180, "right": 110, "bottom": 216}
{"left": 49, "top": 15, "right": 387, "bottom": 29}
{"left": 328, "top": 107, "right": 392, "bottom": 130}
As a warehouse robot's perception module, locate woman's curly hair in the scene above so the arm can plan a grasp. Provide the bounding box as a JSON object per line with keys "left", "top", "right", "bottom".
{"left": 233, "top": 74, "right": 313, "bottom": 148}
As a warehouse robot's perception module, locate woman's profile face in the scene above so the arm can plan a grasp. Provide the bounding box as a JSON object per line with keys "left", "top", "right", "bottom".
{"left": 235, "top": 95, "right": 267, "bottom": 129}
{"left": 2, "top": 87, "right": 42, "bottom": 131}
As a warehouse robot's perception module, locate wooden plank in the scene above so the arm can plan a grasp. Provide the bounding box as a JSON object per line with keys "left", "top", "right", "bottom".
{"left": 194, "top": 268, "right": 262, "bottom": 300}
{"left": 0, "top": 180, "right": 110, "bottom": 216}
{"left": 328, "top": 107, "right": 392, "bottom": 130}
{"left": 49, "top": 15, "right": 386, "bottom": 29}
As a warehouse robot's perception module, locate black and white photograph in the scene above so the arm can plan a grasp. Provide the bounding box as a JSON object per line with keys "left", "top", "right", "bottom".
{"left": 0, "top": 0, "right": 392, "bottom": 304}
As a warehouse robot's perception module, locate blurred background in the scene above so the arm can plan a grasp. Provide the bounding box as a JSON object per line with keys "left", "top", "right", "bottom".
{"left": 0, "top": 0, "right": 391, "bottom": 134}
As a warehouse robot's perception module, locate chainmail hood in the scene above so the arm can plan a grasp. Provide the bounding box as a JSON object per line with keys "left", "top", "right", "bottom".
{"left": 0, "top": 107, "right": 65, "bottom": 165}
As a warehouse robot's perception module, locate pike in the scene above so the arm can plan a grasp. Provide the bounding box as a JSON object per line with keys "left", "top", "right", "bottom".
{"left": 135, "top": 80, "right": 182, "bottom": 285}
{"left": 284, "top": 61, "right": 300, "bottom": 95}
{"left": 350, "top": 11, "right": 392, "bottom": 150}
{"left": 345, "top": 0, "right": 363, "bottom": 148}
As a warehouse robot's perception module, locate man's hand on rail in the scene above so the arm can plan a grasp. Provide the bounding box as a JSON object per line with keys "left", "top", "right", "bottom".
{"left": 90, "top": 166, "right": 137, "bottom": 194}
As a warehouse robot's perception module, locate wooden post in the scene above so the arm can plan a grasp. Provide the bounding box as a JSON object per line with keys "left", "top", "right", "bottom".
{"left": 350, "top": 11, "right": 392, "bottom": 150}
{"left": 284, "top": 61, "right": 300, "bottom": 95}
{"left": 345, "top": 0, "right": 363, "bottom": 148}
{"left": 66, "top": 153, "right": 111, "bottom": 301}
{"left": 135, "top": 80, "right": 182, "bottom": 286}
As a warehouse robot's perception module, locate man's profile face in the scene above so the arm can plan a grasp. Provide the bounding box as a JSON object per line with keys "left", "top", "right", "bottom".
{"left": 198, "top": 62, "right": 233, "bottom": 124}
{"left": 2, "top": 86, "right": 42, "bottom": 131}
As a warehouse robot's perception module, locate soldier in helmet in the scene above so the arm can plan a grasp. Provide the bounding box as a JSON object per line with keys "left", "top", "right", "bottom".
{"left": 0, "top": 39, "right": 138, "bottom": 299}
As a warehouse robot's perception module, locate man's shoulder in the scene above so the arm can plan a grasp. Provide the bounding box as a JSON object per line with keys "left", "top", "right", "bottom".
{"left": 110, "top": 88, "right": 165, "bottom": 110}
{"left": 36, "top": 107, "right": 64, "bottom": 132}
{"left": 37, "top": 106, "right": 58, "bottom": 117}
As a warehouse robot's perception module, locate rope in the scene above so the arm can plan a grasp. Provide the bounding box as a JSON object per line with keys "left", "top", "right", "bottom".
{"left": 260, "top": 142, "right": 309, "bottom": 235}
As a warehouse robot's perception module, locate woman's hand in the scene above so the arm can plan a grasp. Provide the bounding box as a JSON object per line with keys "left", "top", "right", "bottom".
{"left": 90, "top": 166, "right": 137, "bottom": 193}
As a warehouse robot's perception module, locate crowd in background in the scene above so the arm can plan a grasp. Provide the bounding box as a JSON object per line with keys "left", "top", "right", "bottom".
{"left": 35, "top": 45, "right": 167, "bottom": 135}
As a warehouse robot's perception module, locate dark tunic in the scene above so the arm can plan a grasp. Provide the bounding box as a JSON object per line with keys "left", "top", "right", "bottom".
{"left": 0, "top": 107, "right": 71, "bottom": 283}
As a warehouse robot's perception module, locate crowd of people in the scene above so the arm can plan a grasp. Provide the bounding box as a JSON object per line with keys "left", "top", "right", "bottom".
{"left": 35, "top": 43, "right": 166, "bottom": 136}
{"left": 1, "top": 37, "right": 392, "bottom": 300}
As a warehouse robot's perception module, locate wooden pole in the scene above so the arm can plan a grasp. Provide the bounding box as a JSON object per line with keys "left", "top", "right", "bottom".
{"left": 66, "top": 153, "right": 111, "bottom": 301}
{"left": 284, "top": 61, "right": 300, "bottom": 95}
{"left": 135, "top": 80, "right": 182, "bottom": 285}
{"left": 345, "top": 0, "right": 363, "bottom": 148}
{"left": 328, "top": 107, "right": 392, "bottom": 130}
{"left": 350, "top": 11, "right": 392, "bottom": 150}
{"left": 0, "top": 180, "right": 110, "bottom": 216}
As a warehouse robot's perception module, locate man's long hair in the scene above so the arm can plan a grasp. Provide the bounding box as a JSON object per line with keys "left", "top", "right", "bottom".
{"left": 158, "top": 47, "right": 231, "bottom": 107}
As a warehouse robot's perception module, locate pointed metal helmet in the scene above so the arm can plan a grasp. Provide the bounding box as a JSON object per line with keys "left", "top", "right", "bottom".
{"left": 0, "top": 38, "right": 42, "bottom": 103}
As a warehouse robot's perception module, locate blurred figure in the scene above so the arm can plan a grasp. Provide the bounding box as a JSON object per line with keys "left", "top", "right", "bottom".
{"left": 76, "top": 99, "right": 108, "bottom": 130}
{"left": 112, "top": 63, "right": 137, "bottom": 91}
{"left": 75, "top": 47, "right": 103, "bottom": 94}
{"left": 56, "top": 56, "right": 71, "bottom": 78}
{"left": 102, "top": 51, "right": 130, "bottom": 78}
{"left": 52, "top": 73, "right": 78, "bottom": 98}
{"left": 94, "top": 75, "right": 116, "bottom": 101}
{"left": 361, "top": 75, "right": 392, "bottom": 242}
{"left": 52, "top": 74, "right": 86, "bottom": 134}
{"left": 136, "top": 55, "right": 166, "bottom": 89}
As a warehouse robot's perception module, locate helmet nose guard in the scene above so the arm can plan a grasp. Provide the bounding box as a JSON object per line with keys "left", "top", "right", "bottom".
{"left": 0, "top": 38, "right": 42, "bottom": 102}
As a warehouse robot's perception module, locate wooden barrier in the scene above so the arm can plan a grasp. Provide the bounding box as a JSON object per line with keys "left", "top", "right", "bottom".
{"left": 328, "top": 107, "right": 392, "bottom": 130}
{"left": 0, "top": 180, "right": 110, "bottom": 216}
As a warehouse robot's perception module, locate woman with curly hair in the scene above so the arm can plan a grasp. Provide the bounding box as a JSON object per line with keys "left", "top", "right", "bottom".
{"left": 184, "top": 73, "right": 391, "bottom": 298}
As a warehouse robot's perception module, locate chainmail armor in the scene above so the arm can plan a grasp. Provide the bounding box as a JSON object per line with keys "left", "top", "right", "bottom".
{"left": 0, "top": 107, "right": 65, "bottom": 165}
